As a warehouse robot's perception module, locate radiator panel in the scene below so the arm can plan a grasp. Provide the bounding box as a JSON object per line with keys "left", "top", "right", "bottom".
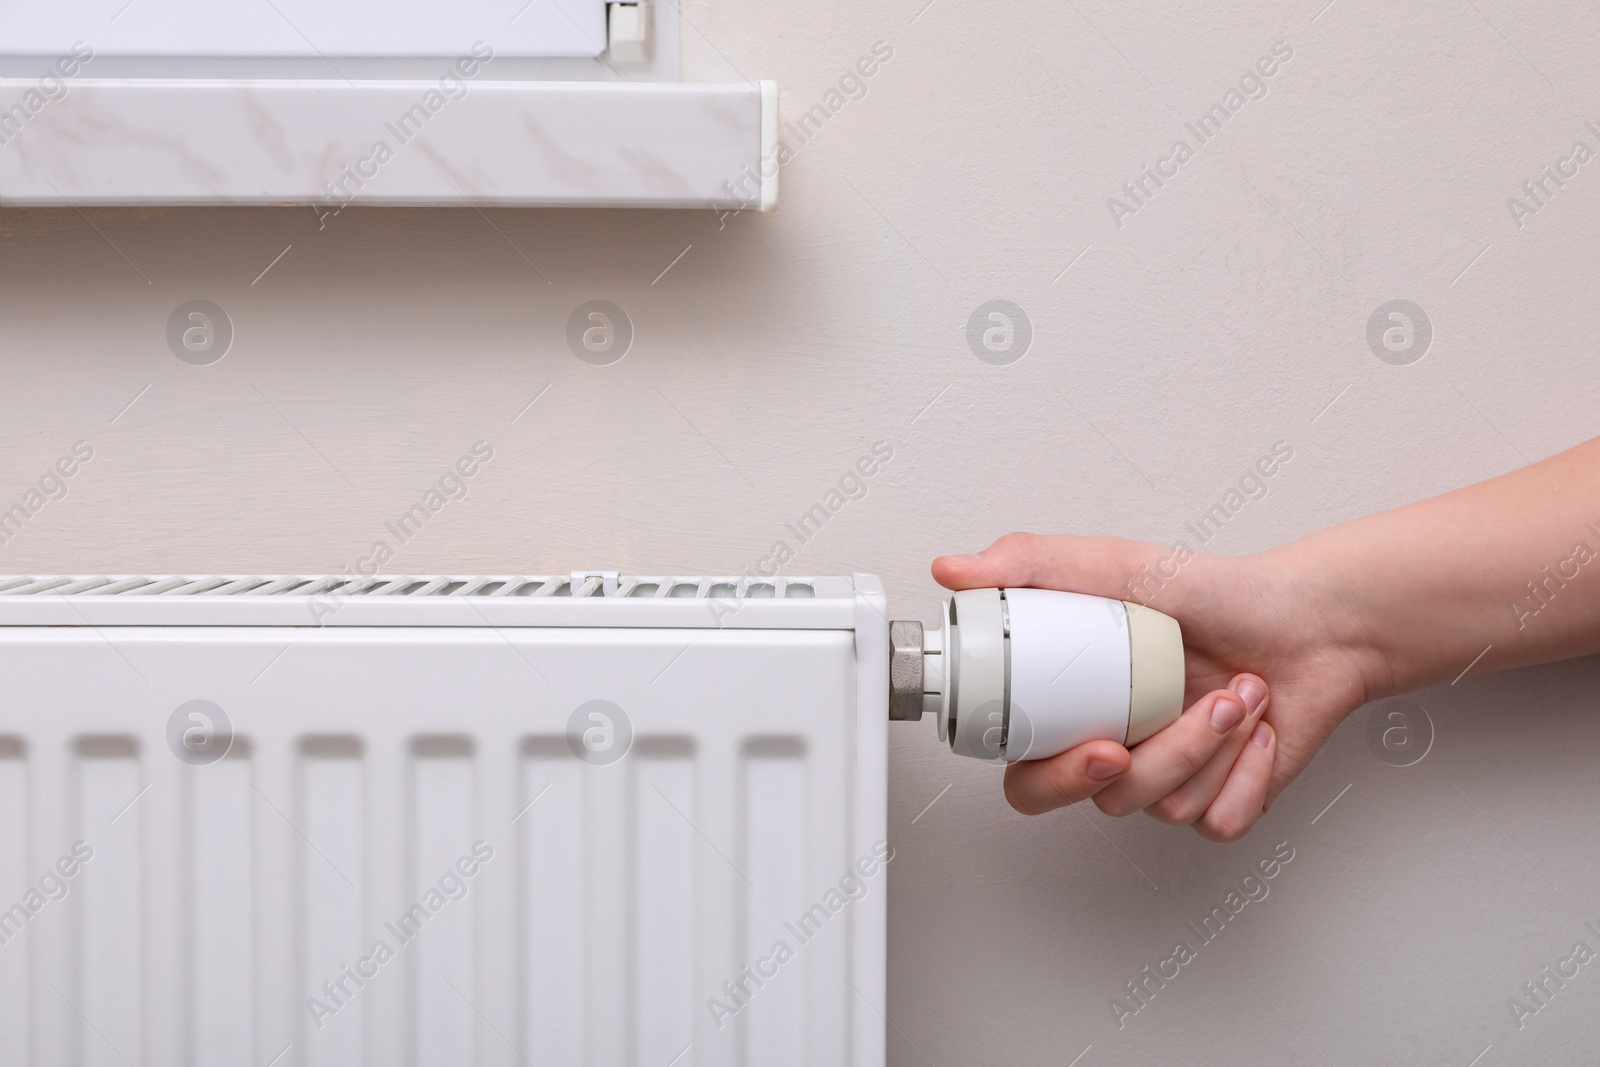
{"left": 0, "top": 612, "right": 885, "bottom": 1067}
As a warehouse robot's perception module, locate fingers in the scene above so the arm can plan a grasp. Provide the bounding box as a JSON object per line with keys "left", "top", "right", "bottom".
{"left": 932, "top": 531, "right": 1165, "bottom": 600}
{"left": 1193, "top": 722, "right": 1276, "bottom": 842}
{"left": 1146, "top": 675, "right": 1271, "bottom": 825}
{"left": 1002, "top": 672, "right": 1278, "bottom": 844}
{"left": 1002, "top": 739, "right": 1132, "bottom": 815}
{"left": 1093, "top": 684, "right": 1255, "bottom": 817}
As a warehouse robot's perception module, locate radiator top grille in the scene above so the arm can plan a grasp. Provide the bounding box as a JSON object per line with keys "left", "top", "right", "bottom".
{"left": 0, "top": 574, "right": 823, "bottom": 599}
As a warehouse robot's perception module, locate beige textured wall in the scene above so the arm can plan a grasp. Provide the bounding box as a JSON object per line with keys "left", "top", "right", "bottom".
{"left": 3, "top": 0, "right": 1599, "bottom": 1062}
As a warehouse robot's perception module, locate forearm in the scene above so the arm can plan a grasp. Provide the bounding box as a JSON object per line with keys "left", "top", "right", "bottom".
{"left": 1268, "top": 436, "right": 1600, "bottom": 699}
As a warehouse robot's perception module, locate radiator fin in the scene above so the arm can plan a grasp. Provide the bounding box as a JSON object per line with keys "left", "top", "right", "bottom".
{"left": 742, "top": 738, "right": 810, "bottom": 1067}
{"left": 412, "top": 739, "right": 476, "bottom": 1067}
{"left": 0, "top": 575, "right": 826, "bottom": 600}
{"left": 636, "top": 742, "right": 697, "bottom": 1066}
{"left": 521, "top": 738, "right": 586, "bottom": 1061}
{"left": 75, "top": 737, "right": 143, "bottom": 1067}
{"left": 193, "top": 745, "right": 254, "bottom": 1064}
{"left": 300, "top": 738, "right": 365, "bottom": 1067}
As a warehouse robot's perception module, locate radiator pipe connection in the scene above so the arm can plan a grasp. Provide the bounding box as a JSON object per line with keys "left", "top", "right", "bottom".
{"left": 890, "top": 588, "right": 1186, "bottom": 762}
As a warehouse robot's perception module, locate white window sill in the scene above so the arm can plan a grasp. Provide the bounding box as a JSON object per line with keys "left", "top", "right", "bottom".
{"left": 0, "top": 77, "right": 778, "bottom": 210}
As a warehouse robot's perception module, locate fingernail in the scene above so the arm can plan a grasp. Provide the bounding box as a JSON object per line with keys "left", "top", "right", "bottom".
{"left": 941, "top": 554, "right": 982, "bottom": 565}
{"left": 1251, "top": 723, "right": 1273, "bottom": 748}
{"left": 1233, "top": 677, "right": 1267, "bottom": 715}
{"left": 1209, "top": 695, "right": 1245, "bottom": 734}
{"left": 1087, "top": 758, "right": 1124, "bottom": 781}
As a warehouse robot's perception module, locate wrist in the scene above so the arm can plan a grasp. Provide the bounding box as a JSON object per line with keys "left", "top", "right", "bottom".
{"left": 1255, "top": 537, "right": 1391, "bottom": 708}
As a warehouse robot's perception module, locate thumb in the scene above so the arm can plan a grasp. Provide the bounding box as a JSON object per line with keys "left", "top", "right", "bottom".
{"left": 932, "top": 531, "right": 1169, "bottom": 601}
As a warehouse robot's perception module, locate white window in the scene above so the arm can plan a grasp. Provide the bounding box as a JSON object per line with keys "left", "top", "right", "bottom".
{"left": 0, "top": 0, "right": 609, "bottom": 58}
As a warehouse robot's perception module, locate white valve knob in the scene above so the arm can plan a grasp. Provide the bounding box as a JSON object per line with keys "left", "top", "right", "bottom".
{"left": 892, "top": 588, "right": 1186, "bottom": 762}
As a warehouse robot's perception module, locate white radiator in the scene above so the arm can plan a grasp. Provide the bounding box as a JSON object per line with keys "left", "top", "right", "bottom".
{"left": 0, "top": 573, "right": 888, "bottom": 1067}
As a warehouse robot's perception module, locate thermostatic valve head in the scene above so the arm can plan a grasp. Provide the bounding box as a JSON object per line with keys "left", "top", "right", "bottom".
{"left": 889, "top": 587, "right": 1186, "bottom": 763}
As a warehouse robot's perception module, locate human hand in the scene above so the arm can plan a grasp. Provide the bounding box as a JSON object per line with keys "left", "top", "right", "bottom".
{"left": 932, "top": 532, "right": 1374, "bottom": 840}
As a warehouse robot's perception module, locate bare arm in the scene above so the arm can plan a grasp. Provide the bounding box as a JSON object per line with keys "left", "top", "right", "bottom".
{"left": 1281, "top": 434, "right": 1600, "bottom": 699}
{"left": 933, "top": 435, "right": 1600, "bottom": 840}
